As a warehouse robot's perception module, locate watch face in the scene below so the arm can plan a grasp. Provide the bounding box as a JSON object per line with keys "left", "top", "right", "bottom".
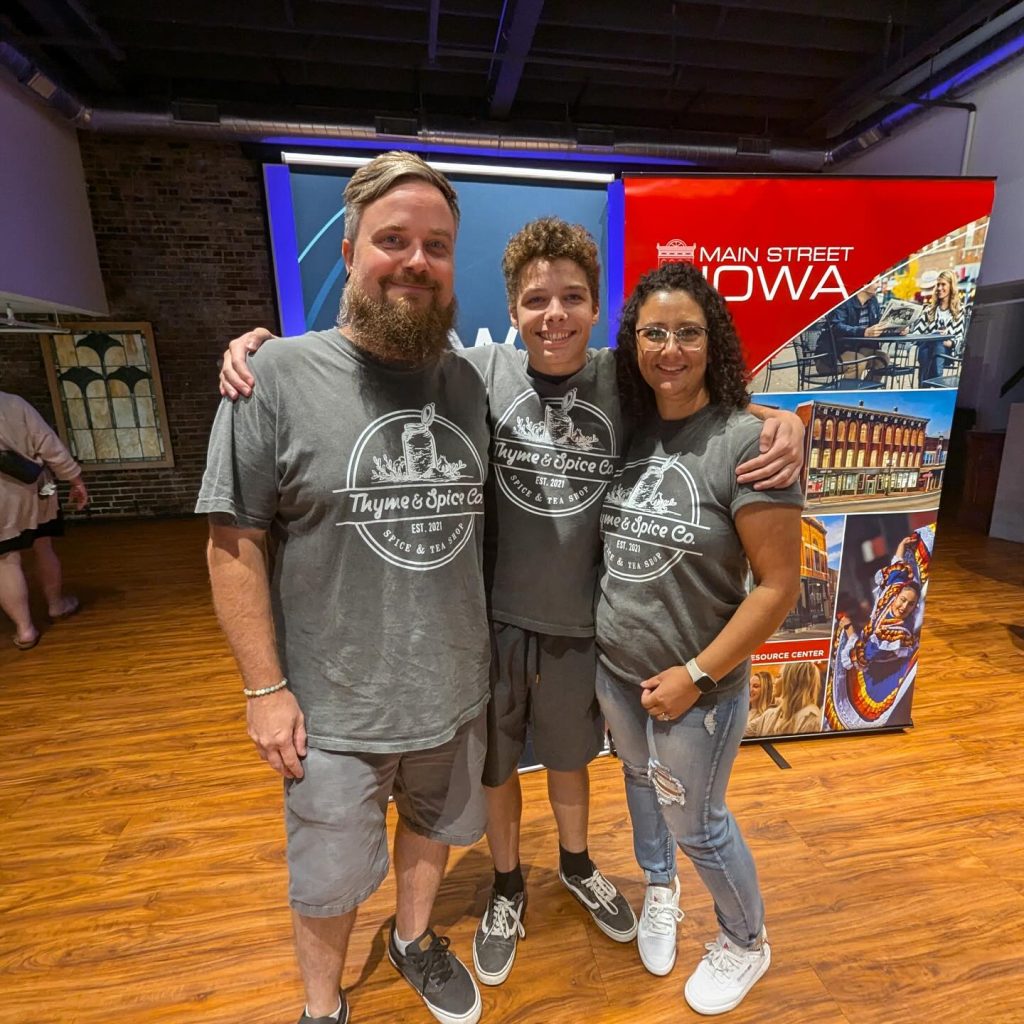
{"left": 694, "top": 673, "right": 717, "bottom": 693}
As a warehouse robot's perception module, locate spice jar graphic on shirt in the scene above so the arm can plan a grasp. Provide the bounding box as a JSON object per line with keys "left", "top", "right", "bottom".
{"left": 337, "top": 402, "right": 485, "bottom": 571}
{"left": 402, "top": 403, "right": 440, "bottom": 479}
{"left": 627, "top": 454, "right": 680, "bottom": 509}
{"left": 543, "top": 389, "right": 577, "bottom": 445}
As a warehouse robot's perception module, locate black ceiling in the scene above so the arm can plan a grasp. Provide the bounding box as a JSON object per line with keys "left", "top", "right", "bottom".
{"left": 3, "top": 0, "right": 1023, "bottom": 152}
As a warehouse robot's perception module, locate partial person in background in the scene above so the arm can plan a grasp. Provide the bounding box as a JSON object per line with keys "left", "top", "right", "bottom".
{"left": 915, "top": 270, "right": 965, "bottom": 383}
{"left": 745, "top": 670, "right": 775, "bottom": 735}
{"left": 0, "top": 391, "right": 88, "bottom": 650}
{"left": 746, "top": 662, "right": 822, "bottom": 737}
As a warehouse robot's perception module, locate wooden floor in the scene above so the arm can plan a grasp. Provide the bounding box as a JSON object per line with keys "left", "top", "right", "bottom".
{"left": 1, "top": 516, "right": 1023, "bottom": 1024}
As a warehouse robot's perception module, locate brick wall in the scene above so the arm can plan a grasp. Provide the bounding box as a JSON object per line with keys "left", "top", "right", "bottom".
{"left": 0, "top": 134, "right": 278, "bottom": 517}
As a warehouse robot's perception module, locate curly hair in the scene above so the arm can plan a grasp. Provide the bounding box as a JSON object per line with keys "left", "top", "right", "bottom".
{"left": 615, "top": 262, "right": 750, "bottom": 423}
{"left": 502, "top": 217, "right": 601, "bottom": 310}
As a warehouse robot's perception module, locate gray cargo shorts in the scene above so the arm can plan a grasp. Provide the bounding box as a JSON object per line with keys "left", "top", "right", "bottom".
{"left": 284, "top": 709, "right": 487, "bottom": 917}
{"left": 482, "top": 621, "right": 604, "bottom": 788}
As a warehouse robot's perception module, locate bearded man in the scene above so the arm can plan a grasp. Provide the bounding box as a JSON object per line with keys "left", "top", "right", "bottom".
{"left": 197, "top": 152, "right": 489, "bottom": 1024}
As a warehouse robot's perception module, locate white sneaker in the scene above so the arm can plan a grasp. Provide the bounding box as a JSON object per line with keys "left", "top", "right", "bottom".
{"left": 683, "top": 928, "right": 770, "bottom": 1015}
{"left": 637, "top": 878, "right": 684, "bottom": 976}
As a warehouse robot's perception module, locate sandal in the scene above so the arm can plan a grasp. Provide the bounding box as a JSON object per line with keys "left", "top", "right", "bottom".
{"left": 13, "top": 632, "right": 40, "bottom": 651}
{"left": 49, "top": 596, "right": 81, "bottom": 621}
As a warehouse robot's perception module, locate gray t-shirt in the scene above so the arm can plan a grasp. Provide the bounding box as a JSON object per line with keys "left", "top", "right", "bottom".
{"left": 462, "top": 345, "right": 625, "bottom": 636}
{"left": 196, "top": 329, "right": 491, "bottom": 753}
{"left": 596, "top": 405, "right": 804, "bottom": 704}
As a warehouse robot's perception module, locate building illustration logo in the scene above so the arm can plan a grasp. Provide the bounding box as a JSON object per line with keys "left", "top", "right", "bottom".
{"left": 601, "top": 455, "right": 708, "bottom": 581}
{"left": 492, "top": 389, "right": 619, "bottom": 517}
{"left": 334, "top": 403, "right": 485, "bottom": 571}
{"left": 657, "top": 238, "right": 697, "bottom": 265}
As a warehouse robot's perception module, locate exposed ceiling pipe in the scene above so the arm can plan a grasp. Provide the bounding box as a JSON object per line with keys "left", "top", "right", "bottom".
{"left": 0, "top": 40, "right": 825, "bottom": 171}
{"left": 85, "top": 109, "right": 827, "bottom": 170}
{"left": 0, "top": 41, "right": 90, "bottom": 125}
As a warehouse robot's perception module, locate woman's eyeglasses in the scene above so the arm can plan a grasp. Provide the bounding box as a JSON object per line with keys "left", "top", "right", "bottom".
{"left": 635, "top": 325, "right": 708, "bottom": 351}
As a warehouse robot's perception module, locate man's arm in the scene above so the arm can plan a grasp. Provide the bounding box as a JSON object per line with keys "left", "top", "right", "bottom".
{"left": 219, "top": 327, "right": 275, "bottom": 399}
{"left": 208, "top": 519, "right": 307, "bottom": 778}
{"left": 738, "top": 404, "right": 805, "bottom": 489}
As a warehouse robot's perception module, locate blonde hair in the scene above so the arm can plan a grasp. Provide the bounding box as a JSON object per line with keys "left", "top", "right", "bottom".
{"left": 502, "top": 217, "right": 600, "bottom": 310}
{"left": 773, "top": 663, "right": 822, "bottom": 732}
{"left": 750, "top": 670, "right": 774, "bottom": 714}
{"left": 925, "top": 269, "right": 964, "bottom": 322}
{"left": 344, "top": 151, "right": 460, "bottom": 244}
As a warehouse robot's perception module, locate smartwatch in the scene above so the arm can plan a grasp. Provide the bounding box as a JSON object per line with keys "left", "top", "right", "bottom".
{"left": 686, "top": 657, "right": 718, "bottom": 694}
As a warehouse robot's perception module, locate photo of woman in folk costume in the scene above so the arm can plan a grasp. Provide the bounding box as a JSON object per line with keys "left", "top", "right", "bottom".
{"left": 825, "top": 526, "right": 934, "bottom": 731}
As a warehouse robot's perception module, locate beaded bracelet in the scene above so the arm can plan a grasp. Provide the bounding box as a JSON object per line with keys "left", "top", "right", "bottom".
{"left": 243, "top": 678, "right": 288, "bottom": 699}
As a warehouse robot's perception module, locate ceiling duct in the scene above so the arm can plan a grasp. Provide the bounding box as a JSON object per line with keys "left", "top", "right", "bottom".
{"left": 171, "top": 101, "right": 221, "bottom": 125}
{"left": 374, "top": 115, "right": 419, "bottom": 138}
{"left": 0, "top": 40, "right": 825, "bottom": 171}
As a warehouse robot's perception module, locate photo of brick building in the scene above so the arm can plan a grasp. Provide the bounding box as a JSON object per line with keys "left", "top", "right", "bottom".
{"left": 790, "top": 392, "right": 955, "bottom": 513}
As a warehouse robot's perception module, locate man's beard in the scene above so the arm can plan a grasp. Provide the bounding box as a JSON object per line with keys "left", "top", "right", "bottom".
{"left": 340, "top": 275, "right": 457, "bottom": 368}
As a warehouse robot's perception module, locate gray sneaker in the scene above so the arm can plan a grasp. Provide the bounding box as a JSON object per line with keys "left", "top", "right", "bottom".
{"left": 296, "top": 990, "right": 349, "bottom": 1024}
{"left": 559, "top": 865, "right": 638, "bottom": 942}
{"left": 388, "top": 922, "right": 482, "bottom": 1024}
{"left": 472, "top": 889, "right": 527, "bottom": 986}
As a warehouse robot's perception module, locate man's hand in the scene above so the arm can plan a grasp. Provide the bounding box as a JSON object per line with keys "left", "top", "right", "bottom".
{"left": 220, "top": 327, "right": 274, "bottom": 399}
{"left": 737, "top": 410, "right": 804, "bottom": 490}
{"left": 864, "top": 323, "right": 886, "bottom": 338}
{"left": 246, "top": 688, "right": 308, "bottom": 779}
{"left": 640, "top": 666, "right": 701, "bottom": 722}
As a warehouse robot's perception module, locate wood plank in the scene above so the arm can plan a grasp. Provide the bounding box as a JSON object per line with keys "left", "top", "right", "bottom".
{"left": 1, "top": 518, "right": 1023, "bottom": 1022}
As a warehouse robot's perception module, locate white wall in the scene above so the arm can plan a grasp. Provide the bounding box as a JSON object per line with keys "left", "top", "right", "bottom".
{"left": 834, "top": 55, "right": 1024, "bottom": 450}
{"left": 0, "top": 74, "right": 107, "bottom": 315}
{"left": 836, "top": 55, "right": 1024, "bottom": 289}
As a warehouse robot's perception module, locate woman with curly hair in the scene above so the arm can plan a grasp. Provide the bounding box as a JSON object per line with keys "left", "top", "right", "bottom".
{"left": 595, "top": 261, "right": 803, "bottom": 1015}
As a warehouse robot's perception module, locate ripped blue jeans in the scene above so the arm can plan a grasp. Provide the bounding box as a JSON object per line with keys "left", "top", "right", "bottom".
{"left": 596, "top": 663, "right": 765, "bottom": 948}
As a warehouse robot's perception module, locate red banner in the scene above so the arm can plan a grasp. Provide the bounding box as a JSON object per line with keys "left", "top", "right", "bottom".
{"left": 623, "top": 177, "right": 995, "bottom": 371}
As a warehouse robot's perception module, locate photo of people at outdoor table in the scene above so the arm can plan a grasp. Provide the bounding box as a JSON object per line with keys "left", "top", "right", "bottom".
{"left": 752, "top": 216, "right": 987, "bottom": 393}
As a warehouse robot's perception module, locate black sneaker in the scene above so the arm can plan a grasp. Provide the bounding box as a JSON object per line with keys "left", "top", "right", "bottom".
{"left": 388, "top": 922, "right": 482, "bottom": 1024}
{"left": 296, "top": 989, "right": 349, "bottom": 1024}
{"left": 472, "top": 889, "right": 527, "bottom": 986}
{"left": 559, "top": 865, "right": 638, "bottom": 942}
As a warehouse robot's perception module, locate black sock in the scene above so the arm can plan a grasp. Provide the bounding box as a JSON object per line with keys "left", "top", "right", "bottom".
{"left": 494, "top": 863, "right": 524, "bottom": 899}
{"left": 559, "top": 844, "right": 593, "bottom": 880}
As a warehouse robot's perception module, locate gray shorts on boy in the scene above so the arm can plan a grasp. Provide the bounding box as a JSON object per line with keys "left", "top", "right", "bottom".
{"left": 483, "top": 622, "right": 605, "bottom": 787}
{"left": 285, "top": 711, "right": 487, "bottom": 917}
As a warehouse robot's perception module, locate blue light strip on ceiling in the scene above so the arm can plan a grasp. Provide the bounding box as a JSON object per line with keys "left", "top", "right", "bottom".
{"left": 879, "top": 33, "right": 1024, "bottom": 131}
{"left": 261, "top": 134, "right": 696, "bottom": 168}
{"left": 930, "top": 32, "right": 1024, "bottom": 99}
{"left": 263, "top": 164, "right": 307, "bottom": 336}
{"left": 605, "top": 178, "right": 625, "bottom": 346}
